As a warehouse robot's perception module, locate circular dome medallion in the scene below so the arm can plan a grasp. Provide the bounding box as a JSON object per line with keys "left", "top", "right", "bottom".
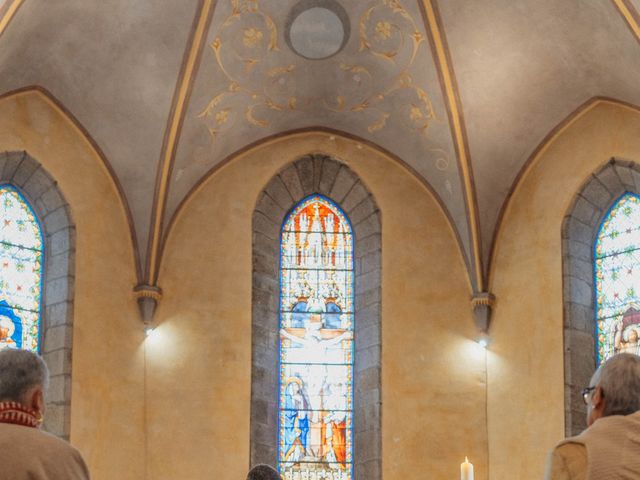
{"left": 286, "top": 0, "right": 350, "bottom": 60}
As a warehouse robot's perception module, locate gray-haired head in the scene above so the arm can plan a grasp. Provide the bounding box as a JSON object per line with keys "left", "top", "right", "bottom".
{"left": 0, "top": 349, "right": 49, "bottom": 404}
{"left": 246, "top": 464, "right": 281, "bottom": 480}
{"left": 590, "top": 353, "right": 640, "bottom": 417}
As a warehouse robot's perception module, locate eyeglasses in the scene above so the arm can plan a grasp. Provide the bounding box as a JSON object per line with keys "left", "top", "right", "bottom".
{"left": 581, "top": 386, "right": 596, "bottom": 405}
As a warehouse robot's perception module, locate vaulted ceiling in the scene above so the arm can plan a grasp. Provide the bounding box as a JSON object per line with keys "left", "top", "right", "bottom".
{"left": 0, "top": 0, "right": 639, "bottom": 292}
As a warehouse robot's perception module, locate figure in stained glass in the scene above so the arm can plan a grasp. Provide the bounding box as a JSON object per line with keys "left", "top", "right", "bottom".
{"left": 0, "top": 185, "right": 43, "bottom": 353}
{"left": 0, "top": 315, "right": 17, "bottom": 348}
{"left": 596, "top": 193, "right": 640, "bottom": 363}
{"left": 283, "top": 378, "right": 311, "bottom": 463}
{"left": 0, "top": 300, "right": 24, "bottom": 349}
{"left": 612, "top": 306, "right": 640, "bottom": 355}
{"left": 279, "top": 195, "right": 353, "bottom": 480}
{"left": 321, "top": 380, "right": 347, "bottom": 466}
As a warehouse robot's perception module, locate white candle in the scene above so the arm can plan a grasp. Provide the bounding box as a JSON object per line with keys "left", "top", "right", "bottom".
{"left": 461, "top": 457, "right": 474, "bottom": 480}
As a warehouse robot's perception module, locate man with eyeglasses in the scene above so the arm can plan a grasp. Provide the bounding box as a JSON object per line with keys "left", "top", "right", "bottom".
{"left": 545, "top": 353, "right": 640, "bottom": 479}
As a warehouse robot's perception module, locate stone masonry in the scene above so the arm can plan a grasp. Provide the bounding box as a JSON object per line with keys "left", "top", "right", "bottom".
{"left": 0, "top": 151, "right": 75, "bottom": 440}
{"left": 251, "top": 155, "right": 382, "bottom": 480}
{"left": 562, "top": 158, "right": 640, "bottom": 435}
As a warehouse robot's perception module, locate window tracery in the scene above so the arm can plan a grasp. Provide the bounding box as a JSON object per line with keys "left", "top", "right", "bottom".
{"left": 0, "top": 184, "right": 43, "bottom": 352}
{"left": 251, "top": 155, "right": 381, "bottom": 479}
{"left": 595, "top": 193, "right": 640, "bottom": 362}
{"left": 279, "top": 195, "right": 354, "bottom": 480}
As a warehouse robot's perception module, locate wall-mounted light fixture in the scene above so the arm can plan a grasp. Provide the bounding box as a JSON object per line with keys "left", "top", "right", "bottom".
{"left": 477, "top": 332, "right": 490, "bottom": 349}
{"left": 133, "top": 284, "right": 163, "bottom": 331}
{"left": 471, "top": 292, "right": 495, "bottom": 348}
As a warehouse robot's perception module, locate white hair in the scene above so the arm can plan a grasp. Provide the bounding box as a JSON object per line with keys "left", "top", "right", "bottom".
{"left": 591, "top": 353, "right": 640, "bottom": 417}
{"left": 0, "top": 348, "right": 49, "bottom": 404}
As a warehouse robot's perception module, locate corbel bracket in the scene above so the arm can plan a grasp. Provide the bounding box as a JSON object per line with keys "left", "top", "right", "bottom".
{"left": 471, "top": 292, "right": 496, "bottom": 334}
{"left": 133, "top": 284, "right": 163, "bottom": 325}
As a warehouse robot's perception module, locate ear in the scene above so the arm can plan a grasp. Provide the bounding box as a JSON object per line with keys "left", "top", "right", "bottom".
{"left": 592, "top": 386, "right": 605, "bottom": 411}
{"left": 592, "top": 386, "right": 602, "bottom": 405}
{"left": 28, "top": 387, "right": 45, "bottom": 416}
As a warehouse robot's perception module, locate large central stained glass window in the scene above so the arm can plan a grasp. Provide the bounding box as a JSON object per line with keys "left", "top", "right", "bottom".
{"left": 0, "top": 185, "right": 43, "bottom": 353}
{"left": 595, "top": 193, "right": 640, "bottom": 363}
{"left": 279, "top": 195, "right": 354, "bottom": 480}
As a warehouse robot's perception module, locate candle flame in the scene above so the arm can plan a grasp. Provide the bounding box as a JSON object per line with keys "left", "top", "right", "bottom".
{"left": 465, "top": 457, "right": 469, "bottom": 463}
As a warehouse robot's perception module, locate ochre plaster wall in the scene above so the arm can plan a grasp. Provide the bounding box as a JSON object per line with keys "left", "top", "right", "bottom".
{"left": 0, "top": 90, "right": 144, "bottom": 480}
{"left": 156, "top": 133, "right": 488, "bottom": 480}
{"left": 489, "top": 101, "right": 640, "bottom": 479}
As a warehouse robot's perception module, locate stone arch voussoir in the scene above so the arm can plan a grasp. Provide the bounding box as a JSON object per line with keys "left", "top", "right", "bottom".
{"left": 251, "top": 154, "right": 382, "bottom": 479}
{"left": 0, "top": 151, "right": 75, "bottom": 440}
{"left": 562, "top": 158, "right": 640, "bottom": 435}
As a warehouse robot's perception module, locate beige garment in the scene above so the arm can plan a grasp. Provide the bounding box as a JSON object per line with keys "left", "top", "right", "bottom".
{"left": 0, "top": 423, "right": 90, "bottom": 480}
{"left": 545, "top": 443, "right": 587, "bottom": 480}
{"left": 545, "top": 411, "right": 640, "bottom": 480}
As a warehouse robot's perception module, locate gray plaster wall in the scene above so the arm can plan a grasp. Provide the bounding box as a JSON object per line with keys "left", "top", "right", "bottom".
{"left": 0, "top": 151, "right": 75, "bottom": 440}
{"left": 562, "top": 158, "right": 640, "bottom": 435}
{"left": 438, "top": 0, "right": 640, "bottom": 267}
{"left": 251, "top": 155, "right": 382, "bottom": 479}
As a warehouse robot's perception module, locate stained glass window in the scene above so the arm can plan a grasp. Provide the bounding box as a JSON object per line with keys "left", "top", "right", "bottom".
{"left": 595, "top": 193, "right": 640, "bottom": 363}
{"left": 0, "top": 185, "right": 43, "bottom": 353}
{"left": 279, "top": 195, "right": 354, "bottom": 480}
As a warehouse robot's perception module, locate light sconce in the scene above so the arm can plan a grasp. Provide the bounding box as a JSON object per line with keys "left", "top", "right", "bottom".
{"left": 471, "top": 292, "right": 495, "bottom": 348}
{"left": 477, "top": 332, "right": 490, "bottom": 349}
{"left": 133, "top": 284, "right": 163, "bottom": 332}
{"left": 144, "top": 325, "right": 157, "bottom": 339}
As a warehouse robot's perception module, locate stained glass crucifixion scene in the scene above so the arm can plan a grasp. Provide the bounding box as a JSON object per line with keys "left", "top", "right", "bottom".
{"left": 279, "top": 195, "right": 354, "bottom": 480}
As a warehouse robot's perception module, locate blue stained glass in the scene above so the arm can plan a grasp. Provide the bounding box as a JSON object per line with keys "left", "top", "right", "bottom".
{"left": 278, "top": 195, "right": 354, "bottom": 480}
{"left": 0, "top": 185, "right": 43, "bottom": 353}
{"left": 596, "top": 193, "right": 640, "bottom": 362}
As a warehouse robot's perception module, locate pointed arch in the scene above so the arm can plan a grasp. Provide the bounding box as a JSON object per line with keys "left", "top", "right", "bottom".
{"left": 0, "top": 151, "right": 75, "bottom": 439}
{"left": 594, "top": 192, "right": 640, "bottom": 363}
{"left": 563, "top": 159, "right": 640, "bottom": 434}
{"left": 251, "top": 154, "right": 381, "bottom": 480}
{"left": 489, "top": 97, "right": 640, "bottom": 288}
{"left": 0, "top": 86, "right": 141, "bottom": 282}
{"left": 163, "top": 127, "right": 471, "bottom": 293}
{"left": 278, "top": 193, "right": 355, "bottom": 478}
{"left": 0, "top": 183, "right": 44, "bottom": 352}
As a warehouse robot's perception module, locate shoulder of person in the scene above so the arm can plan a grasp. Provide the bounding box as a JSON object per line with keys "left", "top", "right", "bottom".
{"left": 31, "top": 429, "right": 86, "bottom": 459}
{"left": 545, "top": 441, "right": 587, "bottom": 480}
{"left": 38, "top": 430, "right": 91, "bottom": 478}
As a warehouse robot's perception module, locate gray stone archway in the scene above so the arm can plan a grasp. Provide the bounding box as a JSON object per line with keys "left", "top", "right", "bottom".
{"left": 562, "top": 158, "right": 640, "bottom": 435}
{"left": 0, "top": 151, "right": 75, "bottom": 439}
{"left": 251, "top": 154, "right": 382, "bottom": 479}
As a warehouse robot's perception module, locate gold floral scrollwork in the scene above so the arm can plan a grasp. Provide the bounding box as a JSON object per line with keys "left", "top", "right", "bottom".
{"left": 375, "top": 21, "right": 392, "bottom": 40}
{"left": 200, "top": 0, "right": 444, "bottom": 146}
{"left": 367, "top": 112, "right": 390, "bottom": 133}
{"left": 243, "top": 28, "right": 263, "bottom": 48}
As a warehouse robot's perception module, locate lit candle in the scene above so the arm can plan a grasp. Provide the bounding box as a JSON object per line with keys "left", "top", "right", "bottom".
{"left": 461, "top": 457, "right": 474, "bottom": 480}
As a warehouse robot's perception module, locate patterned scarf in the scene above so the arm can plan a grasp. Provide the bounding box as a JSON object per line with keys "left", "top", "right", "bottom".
{"left": 0, "top": 401, "right": 40, "bottom": 428}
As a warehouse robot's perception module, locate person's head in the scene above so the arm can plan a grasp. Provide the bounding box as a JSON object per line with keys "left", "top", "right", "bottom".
{"left": 246, "top": 464, "right": 281, "bottom": 480}
{"left": 304, "top": 316, "right": 323, "bottom": 340}
{"left": 0, "top": 348, "right": 49, "bottom": 421}
{"left": 586, "top": 353, "right": 640, "bottom": 426}
{"left": 288, "top": 380, "right": 300, "bottom": 396}
{"left": 630, "top": 329, "right": 639, "bottom": 343}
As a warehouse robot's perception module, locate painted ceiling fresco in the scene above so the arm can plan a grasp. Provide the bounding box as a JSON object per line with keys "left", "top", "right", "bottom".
{"left": 0, "top": 0, "right": 640, "bottom": 289}
{"left": 170, "top": 0, "right": 467, "bottom": 265}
